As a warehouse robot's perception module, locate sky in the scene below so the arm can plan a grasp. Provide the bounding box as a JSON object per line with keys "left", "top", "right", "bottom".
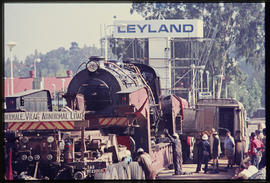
{"left": 4, "top": 3, "right": 144, "bottom": 61}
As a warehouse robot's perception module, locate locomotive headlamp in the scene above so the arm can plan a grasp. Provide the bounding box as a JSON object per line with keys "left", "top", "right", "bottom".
{"left": 21, "top": 154, "right": 27, "bottom": 161}
{"left": 87, "top": 61, "right": 99, "bottom": 72}
{"left": 21, "top": 136, "right": 29, "bottom": 143}
{"left": 47, "top": 136, "right": 54, "bottom": 143}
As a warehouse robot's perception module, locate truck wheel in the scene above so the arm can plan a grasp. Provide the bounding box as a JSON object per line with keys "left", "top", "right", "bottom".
{"left": 129, "top": 162, "right": 145, "bottom": 180}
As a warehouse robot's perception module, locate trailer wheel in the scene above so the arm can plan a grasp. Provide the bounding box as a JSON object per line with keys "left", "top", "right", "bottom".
{"left": 129, "top": 162, "right": 145, "bottom": 179}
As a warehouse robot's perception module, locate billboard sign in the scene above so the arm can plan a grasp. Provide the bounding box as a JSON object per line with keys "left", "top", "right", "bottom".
{"left": 113, "top": 19, "right": 203, "bottom": 38}
{"left": 5, "top": 111, "right": 85, "bottom": 122}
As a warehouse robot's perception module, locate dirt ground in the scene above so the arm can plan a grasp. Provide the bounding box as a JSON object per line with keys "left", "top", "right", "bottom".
{"left": 156, "top": 158, "right": 235, "bottom": 180}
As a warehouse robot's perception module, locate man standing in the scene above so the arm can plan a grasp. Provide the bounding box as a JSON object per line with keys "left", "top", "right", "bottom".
{"left": 209, "top": 128, "right": 216, "bottom": 157}
{"left": 235, "top": 130, "right": 244, "bottom": 167}
{"left": 224, "top": 130, "right": 235, "bottom": 168}
{"left": 196, "top": 134, "right": 210, "bottom": 174}
{"left": 212, "top": 131, "right": 220, "bottom": 173}
{"left": 248, "top": 132, "right": 264, "bottom": 169}
{"left": 136, "top": 148, "right": 156, "bottom": 179}
{"left": 164, "top": 129, "right": 183, "bottom": 175}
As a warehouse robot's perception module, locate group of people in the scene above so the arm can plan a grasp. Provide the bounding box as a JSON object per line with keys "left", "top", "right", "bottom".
{"left": 195, "top": 128, "right": 221, "bottom": 174}
{"left": 194, "top": 127, "right": 266, "bottom": 177}
{"left": 233, "top": 128, "right": 266, "bottom": 179}
{"left": 133, "top": 127, "right": 266, "bottom": 180}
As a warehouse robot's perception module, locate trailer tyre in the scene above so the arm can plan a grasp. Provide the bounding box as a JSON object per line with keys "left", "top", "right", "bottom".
{"left": 129, "top": 162, "right": 145, "bottom": 179}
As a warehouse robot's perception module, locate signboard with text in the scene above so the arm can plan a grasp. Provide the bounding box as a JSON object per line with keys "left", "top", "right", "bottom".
{"left": 113, "top": 19, "right": 203, "bottom": 38}
{"left": 5, "top": 111, "right": 85, "bottom": 122}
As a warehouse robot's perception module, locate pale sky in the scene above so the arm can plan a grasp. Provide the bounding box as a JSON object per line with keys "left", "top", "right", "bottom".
{"left": 4, "top": 3, "right": 144, "bottom": 61}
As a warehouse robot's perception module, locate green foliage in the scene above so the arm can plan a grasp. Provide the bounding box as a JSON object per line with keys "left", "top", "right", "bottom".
{"left": 130, "top": 2, "right": 265, "bottom": 116}
{"left": 5, "top": 42, "right": 102, "bottom": 78}
{"left": 236, "top": 78, "right": 262, "bottom": 117}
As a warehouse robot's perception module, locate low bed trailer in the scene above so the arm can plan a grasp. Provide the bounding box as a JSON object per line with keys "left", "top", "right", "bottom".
{"left": 4, "top": 93, "right": 180, "bottom": 180}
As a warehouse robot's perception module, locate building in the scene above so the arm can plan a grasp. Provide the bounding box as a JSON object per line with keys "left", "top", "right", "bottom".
{"left": 4, "top": 70, "right": 73, "bottom": 100}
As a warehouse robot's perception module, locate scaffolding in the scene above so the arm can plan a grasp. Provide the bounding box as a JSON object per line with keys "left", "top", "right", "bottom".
{"left": 170, "top": 37, "right": 215, "bottom": 107}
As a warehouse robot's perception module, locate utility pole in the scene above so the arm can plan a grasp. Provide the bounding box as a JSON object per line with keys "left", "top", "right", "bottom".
{"left": 7, "top": 41, "right": 16, "bottom": 96}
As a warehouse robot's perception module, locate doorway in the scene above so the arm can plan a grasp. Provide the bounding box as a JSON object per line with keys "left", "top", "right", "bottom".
{"left": 219, "top": 107, "right": 234, "bottom": 136}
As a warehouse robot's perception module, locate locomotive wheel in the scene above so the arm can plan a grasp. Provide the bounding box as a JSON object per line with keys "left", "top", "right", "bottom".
{"left": 129, "top": 162, "right": 145, "bottom": 180}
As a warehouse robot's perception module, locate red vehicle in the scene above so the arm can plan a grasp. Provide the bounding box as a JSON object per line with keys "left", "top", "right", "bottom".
{"left": 4, "top": 56, "right": 186, "bottom": 180}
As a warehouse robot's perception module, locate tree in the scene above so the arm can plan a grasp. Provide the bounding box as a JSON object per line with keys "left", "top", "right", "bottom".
{"left": 130, "top": 2, "right": 265, "bottom": 115}
{"left": 130, "top": 3, "right": 265, "bottom": 89}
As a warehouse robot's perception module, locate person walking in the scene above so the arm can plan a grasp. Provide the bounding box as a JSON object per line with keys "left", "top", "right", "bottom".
{"left": 136, "top": 148, "right": 156, "bottom": 180}
{"left": 248, "top": 132, "right": 264, "bottom": 169}
{"left": 224, "top": 130, "right": 235, "bottom": 168}
{"left": 212, "top": 131, "right": 220, "bottom": 173}
{"left": 164, "top": 129, "right": 183, "bottom": 175}
{"left": 196, "top": 134, "right": 210, "bottom": 174}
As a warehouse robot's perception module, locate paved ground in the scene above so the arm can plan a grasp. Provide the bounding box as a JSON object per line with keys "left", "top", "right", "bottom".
{"left": 156, "top": 158, "right": 235, "bottom": 180}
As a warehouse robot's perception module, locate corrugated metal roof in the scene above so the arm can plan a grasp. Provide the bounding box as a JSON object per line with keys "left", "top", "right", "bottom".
{"left": 4, "top": 77, "right": 72, "bottom": 97}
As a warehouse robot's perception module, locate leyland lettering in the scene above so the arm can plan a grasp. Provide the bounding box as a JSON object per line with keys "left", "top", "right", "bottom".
{"left": 118, "top": 24, "right": 194, "bottom": 33}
